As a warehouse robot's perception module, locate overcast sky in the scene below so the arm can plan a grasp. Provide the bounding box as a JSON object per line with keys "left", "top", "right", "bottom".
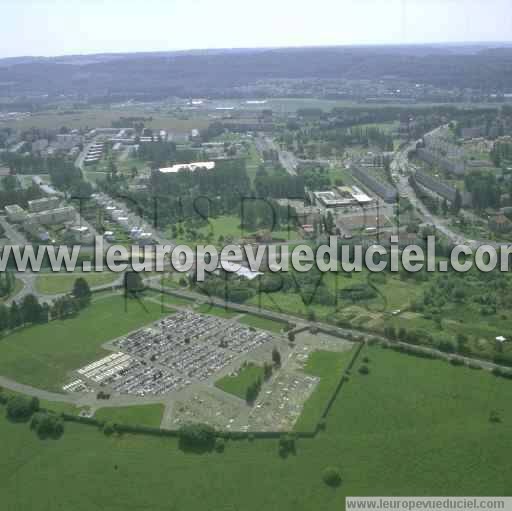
{"left": 1, "top": 0, "right": 511, "bottom": 58}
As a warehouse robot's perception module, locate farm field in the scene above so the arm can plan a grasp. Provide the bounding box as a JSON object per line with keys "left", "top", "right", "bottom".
{"left": 95, "top": 404, "right": 165, "bottom": 428}
{"left": 215, "top": 363, "right": 265, "bottom": 400}
{"left": 2, "top": 107, "right": 210, "bottom": 131}
{"left": 35, "top": 272, "right": 120, "bottom": 295}
{"left": 1, "top": 346, "right": 511, "bottom": 510}
{"left": 236, "top": 98, "right": 492, "bottom": 113}
{"left": 0, "top": 295, "right": 168, "bottom": 391}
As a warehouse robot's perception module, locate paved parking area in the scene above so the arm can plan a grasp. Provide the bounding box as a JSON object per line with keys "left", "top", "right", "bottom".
{"left": 65, "top": 311, "right": 275, "bottom": 397}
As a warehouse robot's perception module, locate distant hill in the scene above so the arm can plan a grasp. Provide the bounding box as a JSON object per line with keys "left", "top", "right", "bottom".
{"left": 0, "top": 44, "right": 511, "bottom": 100}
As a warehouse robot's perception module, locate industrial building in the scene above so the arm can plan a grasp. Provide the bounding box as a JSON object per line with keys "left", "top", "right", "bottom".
{"left": 312, "top": 186, "right": 374, "bottom": 209}
{"left": 337, "top": 186, "right": 373, "bottom": 205}
{"left": 313, "top": 191, "right": 347, "bottom": 208}
{"left": 32, "top": 176, "right": 62, "bottom": 196}
{"left": 158, "top": 161, "right": 216, "bottom": 174}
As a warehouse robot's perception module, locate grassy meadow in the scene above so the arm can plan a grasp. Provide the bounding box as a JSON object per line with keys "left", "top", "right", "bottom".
{"left": 0, "top": 295, "right": 168, "bottom": 391}
{"left": 215, "top": 363, "right": 265, "bottom": 400}
{"left": 1, "top": 346, "right": 511, "bottom": 510}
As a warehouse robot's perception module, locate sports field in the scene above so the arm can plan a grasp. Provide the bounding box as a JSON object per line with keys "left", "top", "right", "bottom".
{"left": 1, "top": 345, "right": 511, "bottom": 510}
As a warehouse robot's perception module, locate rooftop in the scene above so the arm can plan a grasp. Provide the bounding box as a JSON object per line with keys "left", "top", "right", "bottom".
{"left": 158, "top": 161, "right": 216, "bottom": 174}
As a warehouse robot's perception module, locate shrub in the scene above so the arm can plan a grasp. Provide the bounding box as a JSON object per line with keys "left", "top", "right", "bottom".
{"left": 278, "top": 434, "right": 296, "bottom": 457}
{"left": 489, "top": 410, "right": 502, "bottom": 423}
{"left": 322, "top": 467, "right": 342, "bottom": 487}
{"left": 30, "top": 412, "right": 64, "bottom": 438}
{"left": 6, "top": 395, "right": 39, "bottom": 422}
{"left": 215, "top": 438, "right": 225, "bottom": 453}
{"left": 178, "top": 423, "right": 216, "bottom": 451}
{"left": 358, "top": 365, "right": 370, "bottom": 375}
{"left": 103, "top": 422, "right": 116, "bottom": 435}
{"left": 339, "top": 283, "right": 377, "bottom": 302}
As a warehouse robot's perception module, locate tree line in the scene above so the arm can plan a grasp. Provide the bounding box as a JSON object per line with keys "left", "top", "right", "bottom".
{"left": 0, "top": 277, "right": 92, "bottom": 335}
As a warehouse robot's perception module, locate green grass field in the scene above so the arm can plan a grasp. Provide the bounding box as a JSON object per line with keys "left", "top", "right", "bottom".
{"left": 1, "top": 345, "right": 511, "bottom": 510}
{"left": 95, "top": 404, "right": 164, "bottom": 428}
{"left": 215, "top": 363, "right": 265, "bottom": 400}
{"left": 196, "top": 303, "right": 239, "bottom": 318}
{"left": 238, "top": 314, "right": 287, "bottom": 333}
{"left": 35, "top": 272, "right": 120, "bottom": 295}
{"left": 0, "top": 295, "right": 168, "bottom": 391}
{"left": 294, "top": 349, "right": 355, "bottom": 433}
{"left": 2, "top": 107, "right": 210, "bottom": 131}
{"left": 168, "top": 214, "right": 300, "bottom": 246}
{"left": 144, "top": 289, "right": 194, "bottom": 308}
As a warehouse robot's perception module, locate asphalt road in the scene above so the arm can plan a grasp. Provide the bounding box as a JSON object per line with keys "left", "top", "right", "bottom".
{"left": 391, "top": 132, "right": 508, "bottom": 250}
{"left": 255, "top": 135, "right": 297, "bottom": 175}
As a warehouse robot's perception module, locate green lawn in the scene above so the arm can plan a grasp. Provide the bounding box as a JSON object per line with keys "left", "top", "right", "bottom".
{"left": 95, "top": 404, "right": 164, "bottom": 428}
{"left": 196, "top": 303, "right": 239, "bottom": 318}
{"left": 0, "top": 296, "right": 168, "bottom": 392}
{"left": 144, "top": 289, "right": 194, "bottom": 308}
{"left": 0, "top": 346, "right": 512, "bottom": 510}
{"left": 35, "top": 272, "right": 120, "bottom": 295}
{"left": 156, "top": 272, "right": 183, "bottom": 289}
{"left": 238, "top": 314, "right": 287, "bottom": 333}
{"left": 215, "top": 363, "right": 265, "bottom": 400}
{"left": 168, "top": 214, "right": 299, "bottom": 246}
{"left": 294, "top": 349, "right": 355, "bottom": 433}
